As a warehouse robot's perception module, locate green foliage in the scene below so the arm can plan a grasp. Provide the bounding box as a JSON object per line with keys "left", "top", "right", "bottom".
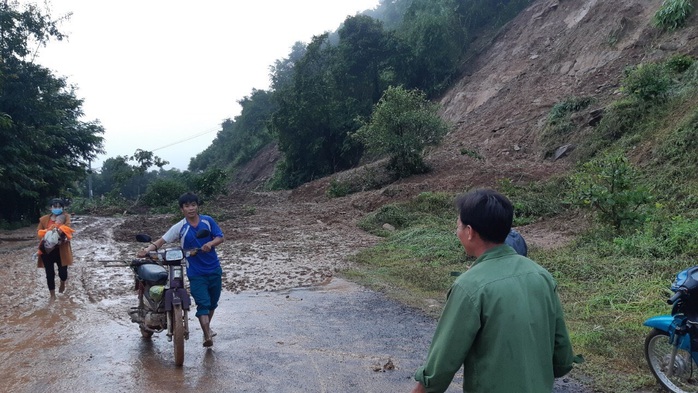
{"left": 270, "top": 32, "right": 365, "bottom": 188}
{"left": 190, "top": 89, "right": 276, "bottom": 172}
{"left": 653, "top": 0, "right": 693, "bottom": 30}
{"left": 594, "top": 98, "right": 648, "bottom": 143}
{"left": 498, "top": 178, "right": 569, "bottom": 225}
{"left": 665, "top": 53, "right": 694, "bottom": 73}
{"left": 586, "top": 56, "right": 696, "bottom": 158}
{"left": 655, "top": 107, "right": 698, "bottom": 167}
{"left": 326, "top": 178, "right": 350, "bottom": 198}
{"left": 69, "top": 194, "right": 131, "bottom": 216}
{"left": 141, "top": 178, "right": 189, "bottom": 209}
{"left": 90, "top": 150, "right": 168, "bottom": 200}
{"left": 548, "top": 96, "right": 594, "bottom": 123}
{"left": 613, "top": 214, "right": 698, "bottom": 258}
{"left": 541, "top": 96, "right": 594, "bottom": 157}
{"left": 459, "top": 148, "right": 482, "bottom": 159}
{"left": 621, "top": 62, "right": 672, "bottom": 102}
{"left": 353, "top": 86, "right": 449, "bottom": 179}
{"left": 398, "top": 0, "right": 466, "bottom": 96}
{"left": 187, "top": 0, "right": 535, "bottom": 190}
{"left": 190, "top": 168, "right": 228, "bottom": 200}
{"left": 358, "top": 191, "right": 455, "bottom": 236}
{"left": 570, "top": 154, "right": 652, "bottom": 232}
{"left": 0, "top": 1, "right": 104, "bottom": 222}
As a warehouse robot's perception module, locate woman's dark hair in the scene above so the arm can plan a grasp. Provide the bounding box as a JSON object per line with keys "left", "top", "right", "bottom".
{"left": 178, "top": 192, "right": 201, "bottom": 208}
{"left": 456, "top": 189, "right": 513, "bottom": 243}
{"left": 49, "top": 198, "right": 65, "bottom": 207}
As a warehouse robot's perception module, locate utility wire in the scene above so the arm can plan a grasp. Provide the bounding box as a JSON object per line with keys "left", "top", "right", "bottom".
{"left": 89, "top": 126, "right": 220, "bottom": 172}
{"left": 151, "top": 127, "right": 219, "bottom": 152}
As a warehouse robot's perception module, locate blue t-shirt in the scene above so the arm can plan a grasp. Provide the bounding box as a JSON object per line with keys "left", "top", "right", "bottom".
{"left": 162, "top": 214, "right": 224, "bottom": 277}
{"left": 505, "top": 228, "right": 528, "bottom": 257}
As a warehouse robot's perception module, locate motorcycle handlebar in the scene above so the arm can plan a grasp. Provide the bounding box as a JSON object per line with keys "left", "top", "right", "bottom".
{"left": 133, "top": 247, "right": 203, "bottom": 262}
{"left": 668, "top": 290, "right": 685, "bottom": 305}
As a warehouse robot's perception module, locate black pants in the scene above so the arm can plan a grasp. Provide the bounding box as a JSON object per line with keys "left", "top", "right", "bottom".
{"left": 41, "top": 247, "right": 67, "bottom": 291}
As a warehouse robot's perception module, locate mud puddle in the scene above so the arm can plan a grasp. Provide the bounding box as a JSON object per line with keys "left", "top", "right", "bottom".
{"left": 0, "top": 215, "right": 590, "bottom": 393}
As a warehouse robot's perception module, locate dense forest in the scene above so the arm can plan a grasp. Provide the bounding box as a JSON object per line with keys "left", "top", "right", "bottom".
{"left": 189, "top": 0, "right": 534, "bottom": 189}
{"left": 0, "top": 0, "right": 534, "bottom": 224}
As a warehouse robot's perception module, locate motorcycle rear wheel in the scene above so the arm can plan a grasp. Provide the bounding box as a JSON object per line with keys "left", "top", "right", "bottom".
{"left": 645, "top": 328, "right": 698, "bottom": 393}
{"left": 172, "top": 304, "right": 185, "bottom": 367}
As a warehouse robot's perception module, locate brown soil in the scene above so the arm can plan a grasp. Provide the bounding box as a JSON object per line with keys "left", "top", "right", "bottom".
{"left": 208, "top": 0, "right": 696, "bottom": 256}
{"left": 3, "top": 0, "right": 690, "bottom": 327}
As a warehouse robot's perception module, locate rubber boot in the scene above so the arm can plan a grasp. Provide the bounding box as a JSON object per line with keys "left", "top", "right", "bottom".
{"left": 59, "top": 280, "right": 66, "bottom": 294}
{"left": 199, "top": 315, "right": 213, "bottom": 347}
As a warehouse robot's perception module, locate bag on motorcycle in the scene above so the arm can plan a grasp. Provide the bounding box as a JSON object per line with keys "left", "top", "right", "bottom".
{"left": 149, "top": 285, "right": 165, "bottom": 302}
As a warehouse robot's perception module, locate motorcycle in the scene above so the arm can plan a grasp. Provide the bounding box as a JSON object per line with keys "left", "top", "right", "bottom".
{"left": 644, "top": 266, "right": 698, "bottom": 392}
{"left": 127, "top": 229, "right": 210, "bottom": 367}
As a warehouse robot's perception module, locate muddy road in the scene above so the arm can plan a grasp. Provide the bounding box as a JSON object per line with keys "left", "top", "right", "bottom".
{"left": 0, "top": 206, "right": 591, "bottom": 393}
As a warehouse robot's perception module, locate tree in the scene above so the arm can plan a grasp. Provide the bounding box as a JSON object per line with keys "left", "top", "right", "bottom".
{"left": 270, "top": 33, "right": 364, "bottom": 188}
{"left": 571, "top": 153, "right": 653, "bottom": 233}
{"left": 353, "top": 85, "right": 449, "bottom": 178}
{"left": 94, "top": 150, "right": 168, "bottom": 199}
{"left": 0, "top": 1, "right": 104, "bottom": 222}
{"left": 397, "top": 0, "right": 466, "bottom": 96}
{"left": 189, "top": 88, "right": 276, "bottom": 171}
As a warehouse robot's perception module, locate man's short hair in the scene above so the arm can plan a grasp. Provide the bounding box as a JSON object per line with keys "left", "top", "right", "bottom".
{"left": 456, "top": 189, "right": 513, "bottom": 244}
{"left": 178, "top": 192, "right": 201, "bottom": 208}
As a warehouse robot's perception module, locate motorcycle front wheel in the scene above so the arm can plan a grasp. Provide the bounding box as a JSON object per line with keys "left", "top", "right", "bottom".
{"left": 645, "top": 328, "right": 698, "bottom": 393}
{"left": 172, "top": 304, "right": 185, "bottom": 367}
{"left": 139, "top": 325, "right": 153, "bottom": 339}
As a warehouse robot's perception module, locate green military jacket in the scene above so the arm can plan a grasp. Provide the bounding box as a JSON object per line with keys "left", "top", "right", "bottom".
{"left": 415, "top": 245, "right": 575, "bottom": 393}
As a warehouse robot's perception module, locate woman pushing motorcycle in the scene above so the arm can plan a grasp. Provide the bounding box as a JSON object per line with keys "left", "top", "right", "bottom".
{"left": 137, "top": 192, "right": 224, "bottom": 347}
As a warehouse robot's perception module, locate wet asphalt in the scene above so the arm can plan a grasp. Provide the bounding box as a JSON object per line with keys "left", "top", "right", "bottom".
{"left": 1, "top": 276, "right": 592, "bottom": 393}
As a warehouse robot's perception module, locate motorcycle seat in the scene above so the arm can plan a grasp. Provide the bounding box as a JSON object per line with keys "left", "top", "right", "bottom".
{"left": 137, "top": 264, "right": 168, "bottom": 283}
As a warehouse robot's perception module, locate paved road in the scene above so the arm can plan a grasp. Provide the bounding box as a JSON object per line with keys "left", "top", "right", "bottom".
{"left": 1, "top": 276, "right": 592, "bottom": 393}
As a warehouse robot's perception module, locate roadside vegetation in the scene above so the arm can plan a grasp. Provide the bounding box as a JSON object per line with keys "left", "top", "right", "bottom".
{"left": 3, "top": 1, "right": 698, "bottom": 391}
{"left": 344, "top": 53, "right": 698, "bottom": 393}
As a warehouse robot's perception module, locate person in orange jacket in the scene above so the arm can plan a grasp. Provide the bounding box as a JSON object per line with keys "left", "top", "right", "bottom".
{"left": 36, "top": 198, "right": 75, "bottom": 299}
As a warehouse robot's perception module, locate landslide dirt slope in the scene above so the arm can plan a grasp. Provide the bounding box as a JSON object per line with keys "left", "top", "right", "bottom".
{"left": 230, "top": 0, "right": 698, "bottom": 249}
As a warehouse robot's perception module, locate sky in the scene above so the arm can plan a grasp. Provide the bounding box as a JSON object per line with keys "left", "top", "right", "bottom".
{"left": 31, "top": 0, "right": 380, "bottom": 171}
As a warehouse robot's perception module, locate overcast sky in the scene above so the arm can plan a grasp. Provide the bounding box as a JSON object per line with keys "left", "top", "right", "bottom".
{"left": 32, "top": 0, "right": 379, "bottom": 171}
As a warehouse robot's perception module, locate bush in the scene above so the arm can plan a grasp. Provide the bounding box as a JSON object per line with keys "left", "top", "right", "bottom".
{"left": 593, "top": 98, "right": 647, "bottom": 142}
{"left": 541, "top": 96, "right": 595, "bottom": 157}
{"left": 189, "top": 168, "right": 229, "bottom": 200}
{"left": 326, "top": 178, "right": 350, "bottom": 198}
{"left": 622, "top": 63, "right": 672, "bottom": 102}
{"left": 570, "top": 154, "right": 653, "bottom": 233}
{"left": 358, "top": 192, "right": 456, "bottom": 235}
{"left": 665, "top": 54, "right": 694, "bottom": 74}
{"left": 499, "top": 178, "right": 568, "bottom": 225}
{"left": 653, "top": 0, "right": 693, "bottom": 30}
{"left": 548, "top": 96, "right": 594, "bottom": 123}
{"left": 613, "top": 215, "right": 698, "bottom": 258}
{"left": 353, "top": 86, "right": 450, "bottom": 179}
{"left": 142, "top": 179, "right": 188, "bottom": 209}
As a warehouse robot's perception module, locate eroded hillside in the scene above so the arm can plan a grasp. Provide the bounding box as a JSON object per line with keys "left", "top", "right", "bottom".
{"left": 230, "top": 0, "right": 696, "bottom": 248}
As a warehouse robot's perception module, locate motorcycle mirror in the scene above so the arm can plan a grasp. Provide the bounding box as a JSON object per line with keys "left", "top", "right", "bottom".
{"left": 136, "top": 234, "right": 152, "bottom": 243}
{"left": 195, "top": 229, "right": 211, "bottom": 239}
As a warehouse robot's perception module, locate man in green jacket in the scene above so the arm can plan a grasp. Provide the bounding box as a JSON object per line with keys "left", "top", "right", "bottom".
{"left": 411, "top": 188, "right": 576, "bottom": 393}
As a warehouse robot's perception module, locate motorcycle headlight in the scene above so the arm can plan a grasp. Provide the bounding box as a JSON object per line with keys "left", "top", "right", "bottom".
{"left": 164, "top": 249, "right": 184, "bottom": 261}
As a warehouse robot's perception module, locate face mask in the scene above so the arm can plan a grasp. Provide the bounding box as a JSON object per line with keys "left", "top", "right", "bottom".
{"left": 51, "top": 208, "right": 63, "bottom": 215}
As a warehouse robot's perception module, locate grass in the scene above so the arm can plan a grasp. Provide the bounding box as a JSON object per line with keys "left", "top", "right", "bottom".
{"left": 341, "top": 55, "right": 698, "bottom": 392}
{"left": 343, "top": 180, "right": 696, "bottom": 392}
